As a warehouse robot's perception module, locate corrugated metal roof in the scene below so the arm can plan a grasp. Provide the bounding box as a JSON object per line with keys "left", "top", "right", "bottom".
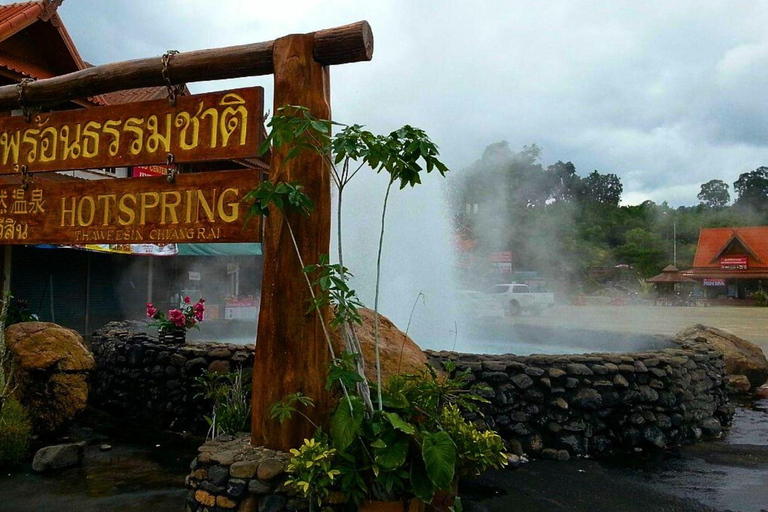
{"left": 691, "top": 227, "right": 768, "bottom": 269}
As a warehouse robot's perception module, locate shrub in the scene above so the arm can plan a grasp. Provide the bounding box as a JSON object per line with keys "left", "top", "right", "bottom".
{"left": 752, "top": 289, "right": 768, "bottom": 307}
{"left": 0, "top": 398, "right": 32, "bottom": 467}
{"left": 195, "top": 369, "right": 251, "bottom": 439}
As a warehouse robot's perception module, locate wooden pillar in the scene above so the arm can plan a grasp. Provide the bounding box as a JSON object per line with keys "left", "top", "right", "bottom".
{"left": 251, "top": 34, "right": 333, "bottom": 450}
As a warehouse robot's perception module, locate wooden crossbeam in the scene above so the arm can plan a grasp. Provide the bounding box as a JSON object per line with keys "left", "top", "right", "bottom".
{"left": 0, "top": 21, "right": 372, "bottom": 111}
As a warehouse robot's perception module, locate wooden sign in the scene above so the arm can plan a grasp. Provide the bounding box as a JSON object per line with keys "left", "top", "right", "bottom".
{"left": 0, "top": 87, "right": 263, "bottom": 175}
{"left": 0, "top": 169, "right": 261, "bottom": 245}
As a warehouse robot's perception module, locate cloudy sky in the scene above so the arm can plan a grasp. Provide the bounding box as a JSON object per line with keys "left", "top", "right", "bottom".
{"left": 59, "top": 0, "right": 768, "bottom": 206}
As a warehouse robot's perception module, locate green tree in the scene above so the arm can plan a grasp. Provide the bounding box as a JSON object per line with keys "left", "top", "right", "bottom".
{"left": 579, "top": 171, "right": 623, "bottom": 207}
{"left": 733, "top": 167, "right": 768, "bottom": 212}
{"left": 615, "top": 228, "right": 667, "bottom": 277}
{"left": 697, "top": 179, "right": 730, "bottom": 208}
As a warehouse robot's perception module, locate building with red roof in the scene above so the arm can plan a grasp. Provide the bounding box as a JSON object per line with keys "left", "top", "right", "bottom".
{"left": 683, "top": 227, "right": 768, "bottom": 299}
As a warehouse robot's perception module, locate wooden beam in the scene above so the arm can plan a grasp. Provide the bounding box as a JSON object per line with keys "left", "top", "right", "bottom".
{"left": 0, "top": 21, "right": 372, "bottom": 111}
{"left": 251, "top": 33, "right": 334, "bottom": 451}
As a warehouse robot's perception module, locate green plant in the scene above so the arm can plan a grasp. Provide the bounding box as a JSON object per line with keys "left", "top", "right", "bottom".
{"left": 260, "top": 107, "right": 448, "bottom": 412}
{"left": 0, "top": 397, "right": 31, "bottom": 467}
{"left": 255, "top": 109, "right": 506, "bottom": 508}
{"left": 277, "top": 362, "right": 507, "bottom": 506}
{"left": 285, "top": 437, "right": 340, "bottom": 509}
{"left": 195, "top": 369, "right": 251, "bottom": 439}
{"left": 752, "top": 288, "right": 768, "bottom": 307}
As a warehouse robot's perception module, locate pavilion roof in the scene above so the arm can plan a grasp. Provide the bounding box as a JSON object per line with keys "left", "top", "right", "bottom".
{"left": 691, "top": 227, "right": 768, "bottom": 270}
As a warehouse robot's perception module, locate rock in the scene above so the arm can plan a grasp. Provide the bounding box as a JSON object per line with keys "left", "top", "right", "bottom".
{"left": 330, "top": 308, "right": 429, "bottom": 383}
{"left": 208, "top": 464, "right": 230, "bottom": 486}
{"left": 259, "top": 494, "right": 287, "bottom": 512}
{"left": 217, "top": 495, "right": 238, "bottom": 509}
{"left": 566, "top": 363, "right": 593, "bottom": 376}
{"left": 208, "top": 360, "right": 232, "bottom": 375}
{"left": 99, "top": 444, "right": 112, "bottom": 452}
{"left": 511, "top": 373, "right": 534, "bottom": 389}
{"left": 757, "top": 382, "right": 768, "bottom": 398}
{"left": 556, "top": 450, "right": 571, "bottom": 461}
{"left": 247, "top": 479, "right": 272, "bottom": 494}
{"left": 727, "top": 374, "right": 751, "bottom": 394}
{"left": 230, "top": 460, "right": 259, "bottom": 478}
{"left": 32, "top": 442, "right": 86, "bottom": 472}
{"left": 195, "top": 490, "right": 216, "bottom": 507}
{"left": 507, "top": 454, "right": 521, "bottom": 468}
{"left": 6, "top": 322, "right": 94, "bottom": 432}
{"left": 256, "top": 458, "right": 285, "bottom": 481}
{"left": 571, "top": 388, "right": 602, "bottom": 410}
{"left": 701, "top": 417, "right": 722, "bottom": 437}
{"left": 541, "top": 448, "right": 558, "bottom": 460}
{"left": 675, "top": 325, "right": 768, "bottom": 387}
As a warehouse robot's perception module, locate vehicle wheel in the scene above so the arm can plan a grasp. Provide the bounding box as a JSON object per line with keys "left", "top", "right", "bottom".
{"left": 508, "top": 300, "right": 521, "bottom": 316}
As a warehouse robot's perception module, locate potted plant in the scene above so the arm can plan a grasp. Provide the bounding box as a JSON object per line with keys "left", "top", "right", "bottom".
{"left": 146, "top": 297, "right": 205, "bottom": 344}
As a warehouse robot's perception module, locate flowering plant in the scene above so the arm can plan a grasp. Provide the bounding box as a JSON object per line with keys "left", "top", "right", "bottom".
{"left": 146, "top": 296, "right": 205, "bottom": 332}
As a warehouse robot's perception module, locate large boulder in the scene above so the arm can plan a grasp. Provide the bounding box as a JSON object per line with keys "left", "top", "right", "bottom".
{"left": 331, "top": 308, "right": 428, "bottom": 383}
{"left": 31, "top": 442, "right": 86, "bottom": 472}
{"left": 675, "top": 324, "right": 768, "bottom": 388}
{"left": 5, "top": 322, "right": 95, "bottom": 433}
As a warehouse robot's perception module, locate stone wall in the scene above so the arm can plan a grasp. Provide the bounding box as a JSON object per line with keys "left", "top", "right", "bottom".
{"left": 90, "top": 322, "right": 254, "bottom": 433}
{"left": 186, "top": 434, "right": 301, "bottom": 512}
{"left": 426, "top": 340, "right": 735, "bottom": 459}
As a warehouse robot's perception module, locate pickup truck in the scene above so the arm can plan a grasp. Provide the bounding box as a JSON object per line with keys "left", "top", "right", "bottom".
{"left": 485, "top": 283, "right": 555, "bottom": 316}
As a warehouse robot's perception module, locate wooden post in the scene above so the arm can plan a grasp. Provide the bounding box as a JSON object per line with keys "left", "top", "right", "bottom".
{"left": 251, "top": 34, "right": 334, "bottom": 450}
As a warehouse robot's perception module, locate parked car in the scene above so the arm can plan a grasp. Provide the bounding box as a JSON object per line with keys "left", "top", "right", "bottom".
{"left": 455, "top": 289, "right": 506, "bottom": 319}
{"left": 484, "top": 283, "right": 555, "bottom": 316}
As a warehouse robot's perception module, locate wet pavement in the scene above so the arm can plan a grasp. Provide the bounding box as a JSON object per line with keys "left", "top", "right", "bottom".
{"left": 464, "top": 398, "right": 768, "bottom": 512}
{"left": 1, "top": 400, "right": 767, "bottom": 512}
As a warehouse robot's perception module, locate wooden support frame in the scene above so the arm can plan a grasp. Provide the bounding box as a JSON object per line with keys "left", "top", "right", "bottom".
{"left": 251, "top": 34, "right": 334, "bottom": 450}
{"left": 0, "top": 20, "right": 373, "bottom": 450}
{"left": 0, "top": 21, "right": 372, "bottom": 111}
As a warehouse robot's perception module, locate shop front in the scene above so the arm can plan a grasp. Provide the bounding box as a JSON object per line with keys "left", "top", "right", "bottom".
{"left": 684, "top": 227, "right": 768, "bottom": 301}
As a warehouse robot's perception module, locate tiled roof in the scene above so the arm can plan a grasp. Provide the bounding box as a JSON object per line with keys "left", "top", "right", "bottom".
{"left": 0, "top": 171, "right": 82, "bottom": 185}
{"left": 0, "top": 2, "right": 44, "bottom": 41}
{"left": 0, "top": 49, "right": 52, "bottom": 78}
{"left": 691, "top": 227, "right": 768, "bottom": 269}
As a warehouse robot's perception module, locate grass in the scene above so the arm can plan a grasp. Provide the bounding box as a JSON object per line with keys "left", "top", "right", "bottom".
{"left": 0, "top": 398, "right": 31, "bottom": 467}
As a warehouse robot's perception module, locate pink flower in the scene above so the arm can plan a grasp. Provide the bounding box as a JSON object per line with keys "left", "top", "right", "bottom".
{"left": 194, "top": 310, "right": 204, "bottom": 322}
{"left": 168, "top": 309, "right": 186, "bottom": 328}
{"left": 146, "top": 303, "right": 158, "bottom": 318}
{"left": 183, "top": 296, "right": 191, "bottom": 304}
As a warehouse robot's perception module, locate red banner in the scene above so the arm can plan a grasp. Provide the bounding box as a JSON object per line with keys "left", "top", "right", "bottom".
{"left": 720, "top": 256, "right": 748, "bottom": 270}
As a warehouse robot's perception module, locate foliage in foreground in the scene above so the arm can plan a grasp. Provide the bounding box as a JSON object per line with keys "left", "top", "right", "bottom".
{"left": 0, "top": 398, "right": 31, "bottom": 468}
{"left": 195, "top": 369, "right": 251, "bottom": 439}
{"left": 273, "top": 362, "right": 507, "bottom": 507}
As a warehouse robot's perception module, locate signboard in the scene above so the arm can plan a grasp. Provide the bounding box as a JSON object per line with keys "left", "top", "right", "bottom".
{"left": 0, "top": 87, "right": 263, "bottom": 175}
{"left": 491, "top": 251, "right": 512, "bottom": 263}
{"left": 703, "top": 278, "right": 726, "bottom": 287}
{"left": 720, "top": 255, "right": 748, "bottom": 270}
{"left": 133, "top": 165, "right": 170, "bottom": 177}
{"left": 0, "top": 169, "right": 261, "bottom": 245}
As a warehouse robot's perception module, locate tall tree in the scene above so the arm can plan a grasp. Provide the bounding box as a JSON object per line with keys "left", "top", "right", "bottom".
{"left": 734, "top": 167, "right": 768, "bottom": 212}
{"left": 579, "top": 171, "right": 623, "bottom": 207}
{"left": 697, "top": 179, "right": 730, "bottom": 208}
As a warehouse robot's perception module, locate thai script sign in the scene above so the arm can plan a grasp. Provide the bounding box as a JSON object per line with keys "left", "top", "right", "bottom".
{"left": 703, "top": 278, "right": 726, "bottom": 287}
{"left": 0, "top": 87, "right": 263, "bottom": 175}
{"left": 0, "top": 169, "right": 261, "bottom": 245}
{"left": 720, "top": 255, "right": 748, "bottom": 270}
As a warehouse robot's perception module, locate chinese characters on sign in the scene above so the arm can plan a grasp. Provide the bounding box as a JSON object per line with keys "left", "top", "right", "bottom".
{"left": 0, "top": 169, "right": 261, "bottom": 245}
{"left": 0, "top": 87, "right": 263, "bottom": 175}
